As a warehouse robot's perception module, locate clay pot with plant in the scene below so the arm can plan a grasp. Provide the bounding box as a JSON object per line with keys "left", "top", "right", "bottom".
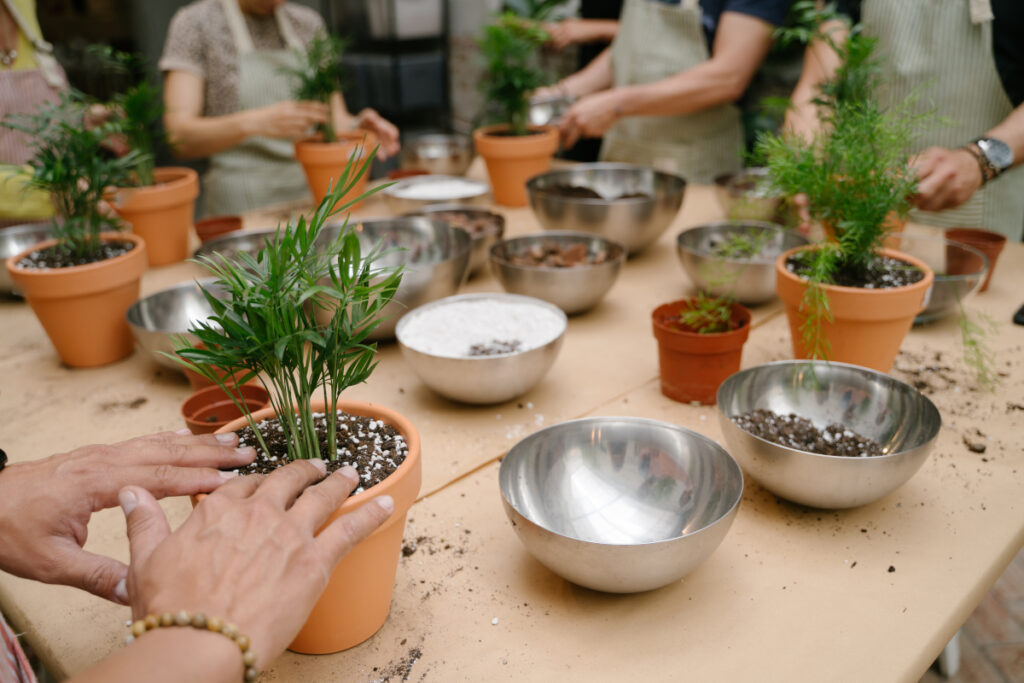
{"left": 474, "top": 13, "right": 559, "bottom": 207}
{"left": 2, "top": 90, "right": 148, "bottom": 367}
{"left": 169, "top": 152, "right": 418, "bottom": 654}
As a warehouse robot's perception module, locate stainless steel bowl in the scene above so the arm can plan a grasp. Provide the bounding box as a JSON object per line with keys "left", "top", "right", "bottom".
{"left": 194, "top": 228, "right": 278, "bottom": 263}
{"left": 126, "top": 279, "right": 218, "bottom": 371}
{"left": 526, "top": 164, "right": 686, "bottom": 254}
{"left": 400, "top": 134, "right": 475, "bottom": 176}
{"left": 528, "top": 94, "right": 574, "bottom": 127}
{"left": 489, "top": 232, "right": 626, "bottom": 315}
{"left": 713, "top": 167, "right": 786, "bottom": 222}
{"left": 319, "top": 217, "right": 471, "bottom": 340}
{"left": 717, "top": 361, "right": 941, "bottom": 509}
{"left": 405, "top": 204, "right": 505, "bottom": 277}
{"left": 676, "top": 221, "right": 809, "bottom": 305}
{"left": 1, "top": 222, "right": 54, "bottom": 296}
{"left": 383, "top": 174, "right": 490, "bottom": 214}
{"left": 883, "top": 233, "right": 989, "bottom": 324}
{"left": 499, "top": 416, "right": 743, "bottom": 593}
{"left": 396, "top": 293, "right": 566, "bottom": 404}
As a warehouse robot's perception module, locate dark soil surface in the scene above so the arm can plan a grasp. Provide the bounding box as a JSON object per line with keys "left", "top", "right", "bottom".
{"left": 506, "top": 240, "right": 610, "bottom": 268}
{"left": 467, "top": 339, "right": 521, "bottom": 356}
{"left": 16, "top": 240, "right": 135, "bottom": 269}
{"left": 785, "top": 253, "right": 925, "bottom": 289}
{"left": 544, "top": 183, "right": 651, "bottom": 201}
{"left": 427, "top": 210, "right": 501, "bottom": 237}
{"left": 232, "top": 411, "right": 409, "bottom": 494}
{"left": 733, "top": 408, "right": 884, "bottom": 457}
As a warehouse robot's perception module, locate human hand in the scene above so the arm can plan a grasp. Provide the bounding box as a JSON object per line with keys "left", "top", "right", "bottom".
{"left": 83, "top": 104, "right": 132, "bottom": 158}
{"left": 356, "top": 108, "right": 400, "bottom": 160}
{"left": 558, "top": 89, "right": 624, "bottom": 148}
{"left": 248, "top": 100, "right": 328, "bottom": 140}
{"left": 0, "top": 431, "right": 255, "bottom": 603}
{"left": 121, "top": 460, "right": 393, "bottom": 668}
{"left": 910, "top": 146, "right": 984, "bottom": 212}
{"left": 543, "top": 19, "right": 586, "bottom": 50}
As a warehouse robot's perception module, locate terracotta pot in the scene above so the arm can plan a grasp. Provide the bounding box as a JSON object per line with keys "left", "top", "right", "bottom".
{"left": 822, "top": 211, "right": 906, "bottom": 249}
{"left": 201, "top": 398, "right": 421, "bottom": 654}
{"left": 387, "top": 168, "right": 429, "bottom": 180}
{"left": 111, "top": 167, "right": 199, "bottom": 267}
{"left": 180, "top": 346, "right": 252, "bottom": 391}
{"left": 294, "top": 131, "right": 378, "bottom": 210}
{"left": 5, "top": 233, "right": 147, "bottom": 367}
{"left": 473, "top": 124, "right": 558, "bottom": 207}
{"left": 651, "top": 299, "right": 752, "bottom": 405}
{"left": 181, "top": 383, "right": 271, "bottom": 435}
{"left": 776, "top": 246, "right": 934, "bottom": 373}
{"left": 944, "top": 228, "right": 1006, "bottom": 293}
{"left": 194, "top": 215, "right": 242, "bottom": 244}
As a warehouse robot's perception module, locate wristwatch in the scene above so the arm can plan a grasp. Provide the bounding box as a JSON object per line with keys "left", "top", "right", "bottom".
{"left": 968, "top": 137, "right": 1014, "bottom": 184}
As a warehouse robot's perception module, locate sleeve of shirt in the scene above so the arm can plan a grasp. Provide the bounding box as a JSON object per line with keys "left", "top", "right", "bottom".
{"left": 720, "top": 0, "right": 794, "bottom": 27}
{"left": 158, "top": 6, "right": 207, "bottom": 78}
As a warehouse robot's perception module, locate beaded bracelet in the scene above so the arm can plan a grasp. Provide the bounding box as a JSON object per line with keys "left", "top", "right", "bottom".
{"left": 125, "top": 610, "right": 260, "bottom": 681}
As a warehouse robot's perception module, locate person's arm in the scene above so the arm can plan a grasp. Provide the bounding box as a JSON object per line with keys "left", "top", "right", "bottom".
{"left": 535, "top": 45, "right": 616, "bottom": 101}
{"left": 328, "top": 91, "right": 401, "bottom": 160}
{"left": 544, "top": 18, "right": 620, "bottom": 50}
{"left": 163, "top": 70, "right": 328, "bottom": 160}
{"left": 782, "top": 19, "right": 848, "bottom": 140}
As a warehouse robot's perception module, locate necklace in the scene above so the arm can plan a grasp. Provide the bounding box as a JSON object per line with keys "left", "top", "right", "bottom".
{"left": 0, "top": 5, "right": 18, "bottom": 67}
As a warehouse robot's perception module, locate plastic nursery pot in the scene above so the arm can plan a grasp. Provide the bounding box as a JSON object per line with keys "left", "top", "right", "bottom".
{"left": 180, "top": 384, "right": 270, "bottom": 435}
{"left": 198, "top": 399, "right": 422, "bottom": 654}
{"left": 775, "top": 246, "right": 934, "bottom": 373}
{"left": 294, "top": 130, "right": 379, "bottom": 210}
{"left": 194, "top": 215, "right": 242, "bottom": 244}
{"left": 111, "top": 167, "right": 199, "bottom": 267}
{"left": 651, "top": 299, "right": 752, "bottom": 405}
{"left": 5, "top": 233, "right": 147, "bottom": 367}
{"left": 473, "top": 124, "right": 558, "bottom": 207}
{"left": 945, "top": 228, "right": 1006, "bottom": 293}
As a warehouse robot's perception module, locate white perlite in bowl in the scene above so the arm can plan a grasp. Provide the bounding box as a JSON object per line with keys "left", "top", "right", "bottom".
{"left": 400, "top": 298, "right": 564, "bottom": 358}
{"left": 392, "top": 178, "right": 485, "bottom": 201}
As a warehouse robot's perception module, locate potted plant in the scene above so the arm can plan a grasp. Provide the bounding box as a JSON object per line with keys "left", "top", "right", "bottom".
{"left": 101, "top": 49, "right": 199, "bottom": 267}
{"left": 2, "top": 91, "right": 149, "bottom": 367}
{"left": 285, "top": 32, "right": 377, "bottom": 210}
{"left": 755, "top": 10, "right": 933, "bottom": 373}
{"left": 170, "top": 152, "right": 418, "bottom": 654}
{"left": 474, "top": 13, "right": 559, "bottom": 207}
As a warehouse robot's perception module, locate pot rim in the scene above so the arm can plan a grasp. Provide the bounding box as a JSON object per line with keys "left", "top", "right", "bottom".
{"left": 775, "top": 245, "right": 935, "bottom": 293}
{"left": 4, "top": 231, "right": 146, "bottom": 278}
{"left": 651, "top": 298, "right": 753, "bottom": 338}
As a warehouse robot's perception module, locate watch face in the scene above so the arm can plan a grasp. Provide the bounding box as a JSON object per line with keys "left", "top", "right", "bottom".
{"left": 978, "top": 138, "right": 1014, "bottom": 170}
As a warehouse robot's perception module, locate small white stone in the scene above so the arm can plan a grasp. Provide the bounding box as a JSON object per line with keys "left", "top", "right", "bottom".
{"left": 491, "top": 617, "right": 499, "bottom": 625}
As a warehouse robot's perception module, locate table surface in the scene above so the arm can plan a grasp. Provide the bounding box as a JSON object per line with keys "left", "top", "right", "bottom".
{"left": 2, "top": 166, "right": 1022, "bottom": 683}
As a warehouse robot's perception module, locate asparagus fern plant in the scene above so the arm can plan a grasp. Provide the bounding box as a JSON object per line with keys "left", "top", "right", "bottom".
{"left": 478, "top": 13, "right": 551, "bottom": 136}
{"left": 282, "top": 32, "right": 347, "bottom": 142}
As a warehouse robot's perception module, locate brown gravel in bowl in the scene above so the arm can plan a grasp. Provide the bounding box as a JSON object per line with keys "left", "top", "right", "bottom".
{"left": 733, "top": 408, "right": 885, "bottom": 457}
{"left": 508, "top": 241, "right": 609, "bottom": 268}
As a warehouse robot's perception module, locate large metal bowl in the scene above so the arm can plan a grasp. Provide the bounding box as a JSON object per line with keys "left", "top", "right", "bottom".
{"left": 499, "top": 416, "right": 743, "bottom": 593}
{"left": 717, "top": 361, "right": 941, "bottom": 509}
{"left": 526, "top": 164, "right": 686, "bottom": 254}
{"left": 383, "top": 174, "right": 490, "bottom": 214}
{"left": 396, "top": 293, "right": 566, "bottom": 404}
{"left": 318, "top": 217, "right": 471, "bottom": 340}
{"left": 400, "top": 134, "right": 475, "bottom": 176}
{"left": 126, "top": 279, "right": 218, "bottom": 371}
{"left": 712, "top": 167, "right": 785, "bottom": 222}
{"left": 193, "top": 228, "right": 278, "bottom": 263}
{"left": 883, "top": 233, "right": 989, "bottom": 324}
{"left": 404, "top": 204, "right": 505, "bottom": 277}
{"left": 676, "top": 221, "right": 809, "bottom": 305}
{"left": 489, "top": 232, "right": 626, "bottom": 315}
{"left": 1, "top": 222, "right": 54, "bottom": 296}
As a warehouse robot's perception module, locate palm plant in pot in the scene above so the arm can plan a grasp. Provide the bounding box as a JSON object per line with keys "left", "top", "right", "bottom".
{"left": 2, "top": 90, "right": 149, "bottom": 367}
{"left": 475, "top": 13, "right": 559, "bottom": 206}
{"left": 169, "top": 151, "right": 418, "bottom": 654}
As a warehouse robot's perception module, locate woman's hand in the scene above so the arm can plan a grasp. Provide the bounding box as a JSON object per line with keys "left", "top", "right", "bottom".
{"left": 355, "top": 108, "right": 400, "bottom": 160}
{"left": 121, "top": 460, "right": 393, "bottom": 669}
{"left": 246, "top": 100, "right": 328, "bottom": 140}
{"left": 558, "top": 89, "right": 625, "bottom": 148}
{"left": 0, "top": 431, "right": 255, "bottom": 603}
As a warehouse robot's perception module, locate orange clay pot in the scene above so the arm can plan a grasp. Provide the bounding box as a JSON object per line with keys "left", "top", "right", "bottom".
{"left": 776, "top": 246, "right": 934, "bottom": 373}
{"left": 473, "top": 124, "right": 558, "bottom": 207}
{"left": 5, "top": 233, "right": 147, "bottom": 367}
{"left": 945, "top": 228, "right": 1006, "bottom": 293}
{"left": 651, "top": 299, "right": 752, "bottom": 405}
{"left": 201, "top": 398, "right": 421, "bottom": 654}
{"left": 822, "top": 211, "right": 906, "bottom": 249}
{"left": 181, "top": 383, "right": 270, "bottom": 435}
{"left": 294, "top": 131, "right": 378, "bottom": 210}
{"left": 111, "top": 167, "right": 199, "bottom": 267}
{"left": 194, "top": 215, "right": 242, "bottom": 244}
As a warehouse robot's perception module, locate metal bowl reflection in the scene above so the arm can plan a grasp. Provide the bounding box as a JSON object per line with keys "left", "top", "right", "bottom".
{"left": 404, "top": 204, "right": 505, "bottom": 277}
{"left": 193, "top": 228, "right": 278, "bottom": 263}
{"left": 400, "top": 134, "right": 475, "bottom": 176}
{"left": 883, "top": 233, "right": 989, "bottom": 324}
{"left": 712, "top": 168, "right": 786, "bottom": 222}
{"left": 126, "top": 279, "right": 218, "bottom": 370}
{"left": 1, "top": 222, "right": 54, "bottom": 296}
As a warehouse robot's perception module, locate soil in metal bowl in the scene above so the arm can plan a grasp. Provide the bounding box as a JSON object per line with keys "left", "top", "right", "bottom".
{"left": 506, "top": 240, "right": 611, "bottom": 268}
{"left": 429, "top": 210, "right": 502, "bottom": 237}
{"left": 785, "top": 252, "right": 925, "bottom": 289}
{"left": 16, "top": 240, "right": 135, "bottom": 269}
{"left": 544, "top": 184, "right": 651, "bottom": 200}
{"left": 231, "top": 411, "right": 409, "bottom": 495}
{"left": 733, "top": 408, "right": 884, "bottom": 457}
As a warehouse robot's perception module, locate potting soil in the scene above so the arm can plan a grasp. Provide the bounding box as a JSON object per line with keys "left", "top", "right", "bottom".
{"left": 785, "top": 253, "right": 925, "bottom": 289}
{"left": 733, "top": 408, "right": 885, "bottom": 457}
{"left": 16, "top": 240, "right": 135, "bottom": 269}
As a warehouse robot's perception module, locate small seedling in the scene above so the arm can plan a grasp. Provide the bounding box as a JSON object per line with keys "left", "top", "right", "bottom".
{"left": 282, "top": 32, "right": 347, "bottom": 142}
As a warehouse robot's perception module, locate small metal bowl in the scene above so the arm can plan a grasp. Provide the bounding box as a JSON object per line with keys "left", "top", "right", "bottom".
{"left": 528, "top": 94, "right": 574, "bottom": 127}
{"left": 405, "top": 204, "right": 506, "bottom": 277}
{"left": 1, "top": 222, "right": 54, "bottom": 296}
{"left": 384, "top": 175, "right": 490, "bottom": 214}
{"left": 126, "top": 279, "right": 218, "bottom": 371}
{"left": 676, "top": 221, "right": 809, "bottom": 305}
{"left": 400, "top": 134, "right": 475, "bottom": 176}
{"left": 499, "top": 416, "right": 743, "bottom": 593}
{"left": 489, "top": 232, "right": 626, "bottom": 315}
{"left": 883, "top": 233, "right": 989, "bottom": 324}
{"left": 713, "top": 168, "right": 785, "bottom": 222}
{"left": 396, "top": 293, "right": 566, "bottom": 404}
{"left": 526, "top": 164, "right": 686, "bottom": 254}
{"left": 717, "top": 361, "right": 941, "bottom": 509}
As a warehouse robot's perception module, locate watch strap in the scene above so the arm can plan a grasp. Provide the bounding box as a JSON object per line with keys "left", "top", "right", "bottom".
{"left": 962, "top": 143, "right": 996, "bottom": 184}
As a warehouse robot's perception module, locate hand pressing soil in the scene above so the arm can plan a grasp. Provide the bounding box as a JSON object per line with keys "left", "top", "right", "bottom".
{"left": 733, "top": 408, "right": 884, "bottom": 457}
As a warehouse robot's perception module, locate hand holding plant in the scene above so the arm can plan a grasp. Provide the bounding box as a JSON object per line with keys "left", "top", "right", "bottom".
{"left": 282, "top": 32, "right": 347, "bottom": 142}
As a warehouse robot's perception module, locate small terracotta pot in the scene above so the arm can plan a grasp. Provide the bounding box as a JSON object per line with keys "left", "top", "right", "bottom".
{"left": 200, "top": 399, "right": 421, "bottom": 654}
{"left": 181, "top": 384, "right": 270, "bottom": 435}
{"left": 111, "top": 167, "right": 199, "bottom": 267}
{"left": 194, "top": 215, "right": 242, "bottom": 244}
{"left": 651, "top": 299, "right": 752, "bottom": 405}
{"left": 776, "top": 246, "right": 934, "bottom": 372}
{"left": 473, "top": 124, "right": 558, "bottom": 207}
{"left": 944, "top": 228, "right": 1006, "bottom": 293}
{"left": 5, "top": 233, "right": 147, "bottom": 367}
{"left": 294, "top": 131, "right": 378, "bottom": 210}
{"left": 387, "top": 168, "right": 429, "bottom": 180}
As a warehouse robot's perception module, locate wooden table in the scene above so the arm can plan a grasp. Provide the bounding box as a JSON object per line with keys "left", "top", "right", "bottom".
{"left": 2, "top": 172, "right": 1022, "bottom": 682}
